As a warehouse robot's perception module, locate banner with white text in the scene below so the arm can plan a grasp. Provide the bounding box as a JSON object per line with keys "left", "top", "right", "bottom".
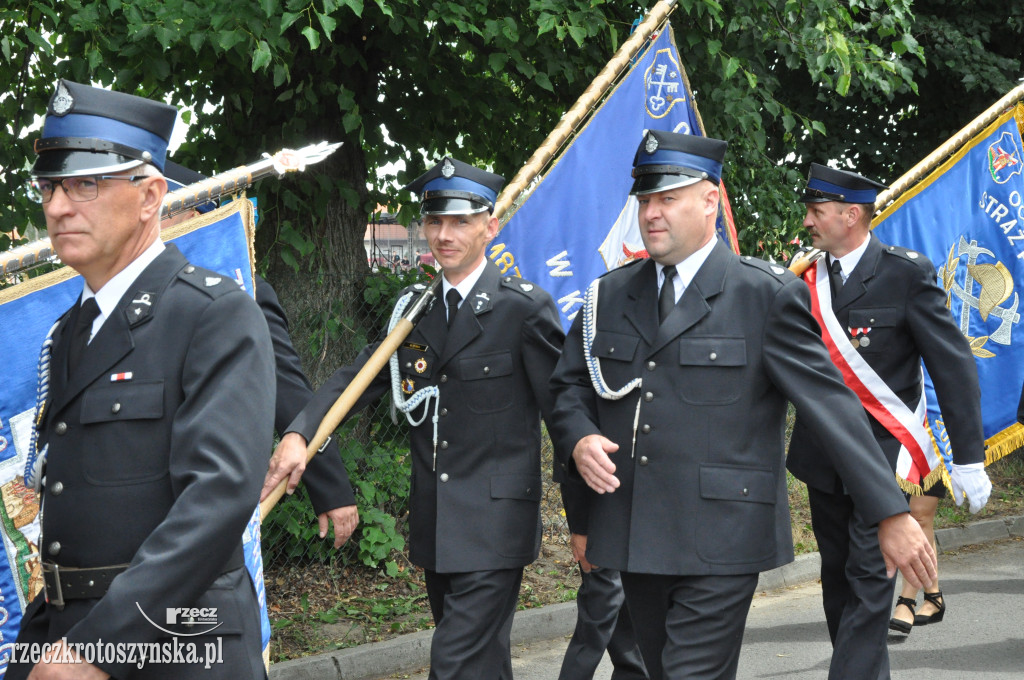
{"left": 873, "top": 104, "right": 1024, "bottom": 470}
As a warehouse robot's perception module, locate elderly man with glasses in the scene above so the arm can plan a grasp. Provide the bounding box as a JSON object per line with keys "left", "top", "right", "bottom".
{"left": 8, "top": 80, "right": 275, "bottom": 680}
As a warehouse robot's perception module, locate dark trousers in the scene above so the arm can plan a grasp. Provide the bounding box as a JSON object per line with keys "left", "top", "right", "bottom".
{"left": 424, "top": 567, "right": 523, "bottom": 680}
{"left": 559, "top": 567, "right": 648, "bottom": 680}
{"left": 808, "top": 485, "right": 894, "bottom": 680}
{"left": 620, "top": 571, "right": 758, "bottom": 680}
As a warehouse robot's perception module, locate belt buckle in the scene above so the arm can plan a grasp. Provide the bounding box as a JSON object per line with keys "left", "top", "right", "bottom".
{"left": 42, "top": 562, "right": 65, "bottom": 610}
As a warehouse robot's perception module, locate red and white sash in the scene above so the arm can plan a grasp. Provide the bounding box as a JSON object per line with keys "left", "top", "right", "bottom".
{"left": 805, "top": 259, "right": 939, "bottom": 489}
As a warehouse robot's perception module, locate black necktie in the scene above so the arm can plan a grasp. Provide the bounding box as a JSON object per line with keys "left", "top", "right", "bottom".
{"left": 446, "top": 289, "right": 462, "bottom": 328}
{"left": 68, "top": 297, "right": 101, "bottom": 373}
{"left": 829, "top": 258, "right": 844, "bottom": 300}
{"left": 658, "top": 265, "right": 677, "bottom": 324}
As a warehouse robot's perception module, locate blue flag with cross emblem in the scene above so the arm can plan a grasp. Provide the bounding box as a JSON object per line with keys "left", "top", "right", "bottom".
{"left": 873, "top": 104, "right": 1024, "bottom": 466}
{"left": 0, "top": 198, "right": 271, "bottom": 672}
{"left": 491, "top": 26, "right": 738, "bottom": 332}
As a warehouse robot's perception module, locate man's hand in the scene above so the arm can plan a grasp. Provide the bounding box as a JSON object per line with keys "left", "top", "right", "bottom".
{"left": 261, "top": 432, "right": 309, "bottom": 501}
{"left": 949, "top": 462, "right": 992, "bottom": 514}
{"left": 570, "top": 533, "right": 594, "bottom": 573}
{"left": 572, "top": 434, "right": 620, "bottom": 494}
{"left": 27, "top": 640, "right": 110, "bottom": 680}
{"left": 878, "top": 512, "right": 938, "bottom": 589}
{"left": 319, "top": 505, "right": 359, "bottom": 548}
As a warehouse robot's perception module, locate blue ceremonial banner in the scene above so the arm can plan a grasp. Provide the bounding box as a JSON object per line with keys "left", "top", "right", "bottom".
{"left": 873, "top": 105, "right": 1024, "bottom": 467}
{"left": 491, "top": 26, "right": 736, "bottom": 331}
{"left": 0, "top": 198, "right": 270, "bottom": 672}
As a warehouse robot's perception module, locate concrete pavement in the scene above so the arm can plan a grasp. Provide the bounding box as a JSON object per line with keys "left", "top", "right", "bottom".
{"left": 269, "top": 514, "right": 1024, "bottom": 680}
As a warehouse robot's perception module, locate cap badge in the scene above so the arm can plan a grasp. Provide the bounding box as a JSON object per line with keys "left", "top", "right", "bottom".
{"left": 51, "top": 82, "right": 74, "bottom": 116}
{"left": 441, "top": 158, "right": 455, "bottom": 179}
{"left": 645, "top": 135, "right": 659, "bottom": 155}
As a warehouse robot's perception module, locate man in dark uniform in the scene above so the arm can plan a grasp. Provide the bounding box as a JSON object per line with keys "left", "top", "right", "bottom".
{"left": 549, "top": 130, "right": 936, "bottom": 680}
{"left": 261, "top": 157, "right": 564, "bottom": 678}
{"left": 557, "top": 467, "right": 647, "bottom": 680}
{"left": 787, "top": 163, "right": 991, "bottom": 679}
{"left": 163, "top": 162, "right": 358, "bottom": 547}
{"left": 9, "top": 80, "right": 274, "bottom": 679}
{"left": 1019, "top": 382, "right": 1024, "bottom": 423}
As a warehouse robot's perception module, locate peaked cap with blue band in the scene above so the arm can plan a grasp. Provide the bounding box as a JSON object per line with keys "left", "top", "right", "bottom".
{"left": 404, "top": 157, "right": 505, "bottom": 215}
{"left": 630, "top": 129, "right": 727, "bottom": 196}
{"left": 164, "top": 160, "right": 218, "bottom": 214}
{"left": 799, "top": 163, "right": 887, "bottom": 204}
{"left": 32, "top": 79, "right": 177, "bottom": 178}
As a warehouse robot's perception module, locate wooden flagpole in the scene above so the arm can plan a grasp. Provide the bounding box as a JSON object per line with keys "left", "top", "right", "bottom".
{"left": 493, "top": 0, "right": 678, "bottom": 224}
{"left": 875, "top": 83, "right": 1024, "bottom": 212}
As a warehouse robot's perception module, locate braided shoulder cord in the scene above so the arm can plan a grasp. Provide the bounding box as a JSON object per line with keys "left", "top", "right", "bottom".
{"left": 25, "top": 319, "right": 59, "bottom": 492}
{"left": 581, "top": 279, "right": 643, "bottom": 458}
{"left": 582, "top": 279, "right": 642, "bottom": 399}
{"left": 387, "top": 292, "right": 441, "bottom": 469}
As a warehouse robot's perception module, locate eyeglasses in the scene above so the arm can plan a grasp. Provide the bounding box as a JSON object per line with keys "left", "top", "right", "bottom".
{"left": 26, "top": 175, "right": 146, "bottom": 204}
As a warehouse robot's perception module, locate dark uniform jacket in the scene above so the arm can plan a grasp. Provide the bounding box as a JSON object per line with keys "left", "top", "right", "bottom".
{"left": 1018, "top": 381, "right": 1024, "bottom": 424}
{"left": 548, "top": 242, "right": 908, "bottom": 576}
{"left": 788, "top": 235, "right": 985, "bottom": 493}
{"left": 255, "top": 276, "right": 355, "bottom": 513}
{"left": 20, "top": 246, "right": 275, "bottom": 679}
{"left": 288, "top": 261, "right": 563, "bottom": 573}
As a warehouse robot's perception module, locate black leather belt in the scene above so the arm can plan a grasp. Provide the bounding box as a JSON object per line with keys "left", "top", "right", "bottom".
{"left": 40, "top": 545, "right": 245, "bottom": 610}
{"left": 42, "top": 562, "right": 129, "bottom": 610}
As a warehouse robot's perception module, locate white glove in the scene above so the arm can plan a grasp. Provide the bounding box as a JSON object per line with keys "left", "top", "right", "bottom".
{"left": 949, "top": 462, "right": 992, "bottom": 514}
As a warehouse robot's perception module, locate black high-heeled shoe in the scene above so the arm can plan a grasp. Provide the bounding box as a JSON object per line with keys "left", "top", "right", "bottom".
{"left": 914, "top": 590, "right": 945, "bottom": 625}
{"left": 889, "top": 596, "right": 917, "bottom": 634}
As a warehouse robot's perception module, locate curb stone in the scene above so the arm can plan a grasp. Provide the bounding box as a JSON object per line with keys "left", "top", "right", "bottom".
{"left": 269, "top": 515, "right": 1023, "bottom": 680}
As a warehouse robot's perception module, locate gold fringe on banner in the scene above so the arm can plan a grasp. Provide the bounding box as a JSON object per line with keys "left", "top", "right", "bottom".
{"left": 986, "top": 423, "right": 1024, "bottom": 466}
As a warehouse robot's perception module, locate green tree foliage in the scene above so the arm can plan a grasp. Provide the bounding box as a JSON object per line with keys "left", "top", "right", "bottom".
{"left": 1, "top": 0, "right": 1020, "bottom": 332}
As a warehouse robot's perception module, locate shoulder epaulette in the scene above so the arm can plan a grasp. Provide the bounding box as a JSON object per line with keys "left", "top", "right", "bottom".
{"left": 881, "top": 244, "right": 938, "bottom": 274}
{"left": 882, "top": 244, "right": 927, "bottom": 263}
{"left": 178, "top": 264, "right": 239, "bottom": 299}
{"left": 501, "top": 275, "right": 544, "bottom": 297}
{"left": 739, "top": 254, "right": 794, "bottom": 279}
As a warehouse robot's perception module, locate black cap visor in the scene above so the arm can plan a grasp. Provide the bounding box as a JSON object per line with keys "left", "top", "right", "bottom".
{"left": 31, "top": 149, "right": 144, "bottom": 178}
{"left": 630, "top": 172, "right": 703, "bottom": 196}
{"left": 420, "top": 195, "right": 490, "bottom": 216}
{"left": 798, "top": 187, "right": 846, "bottom": 204}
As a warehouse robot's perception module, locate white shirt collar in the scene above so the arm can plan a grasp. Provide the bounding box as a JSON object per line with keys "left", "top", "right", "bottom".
{"left": 81, "top": 239, "right": 166, "bottom": 340}
{"left": 833, "top": 234, "right": 870, "bottom": 282}
{"left": 442, "top": 257, "right": 488, "bottom": 309}
{"left": 656, "top": 234, "right": 718, "bottom": 303}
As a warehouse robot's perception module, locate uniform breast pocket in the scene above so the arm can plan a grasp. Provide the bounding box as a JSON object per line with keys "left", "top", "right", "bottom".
{"left": 591, "top": 330, "right": 640, "bottom": 389}
{"left": 461, "top": 351, "right": 514, "bottom": 414}
{"left": 80, "top": 380, "right": 168, "bottom": 485}
{"left": 847, "top": 307, "right": 900, "bottom": 353}
{"left": 397, "top": 345, "right": 436, "bottom": 381}
{"left": 677, "top": 337, "right": 747, "bottom": 405}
